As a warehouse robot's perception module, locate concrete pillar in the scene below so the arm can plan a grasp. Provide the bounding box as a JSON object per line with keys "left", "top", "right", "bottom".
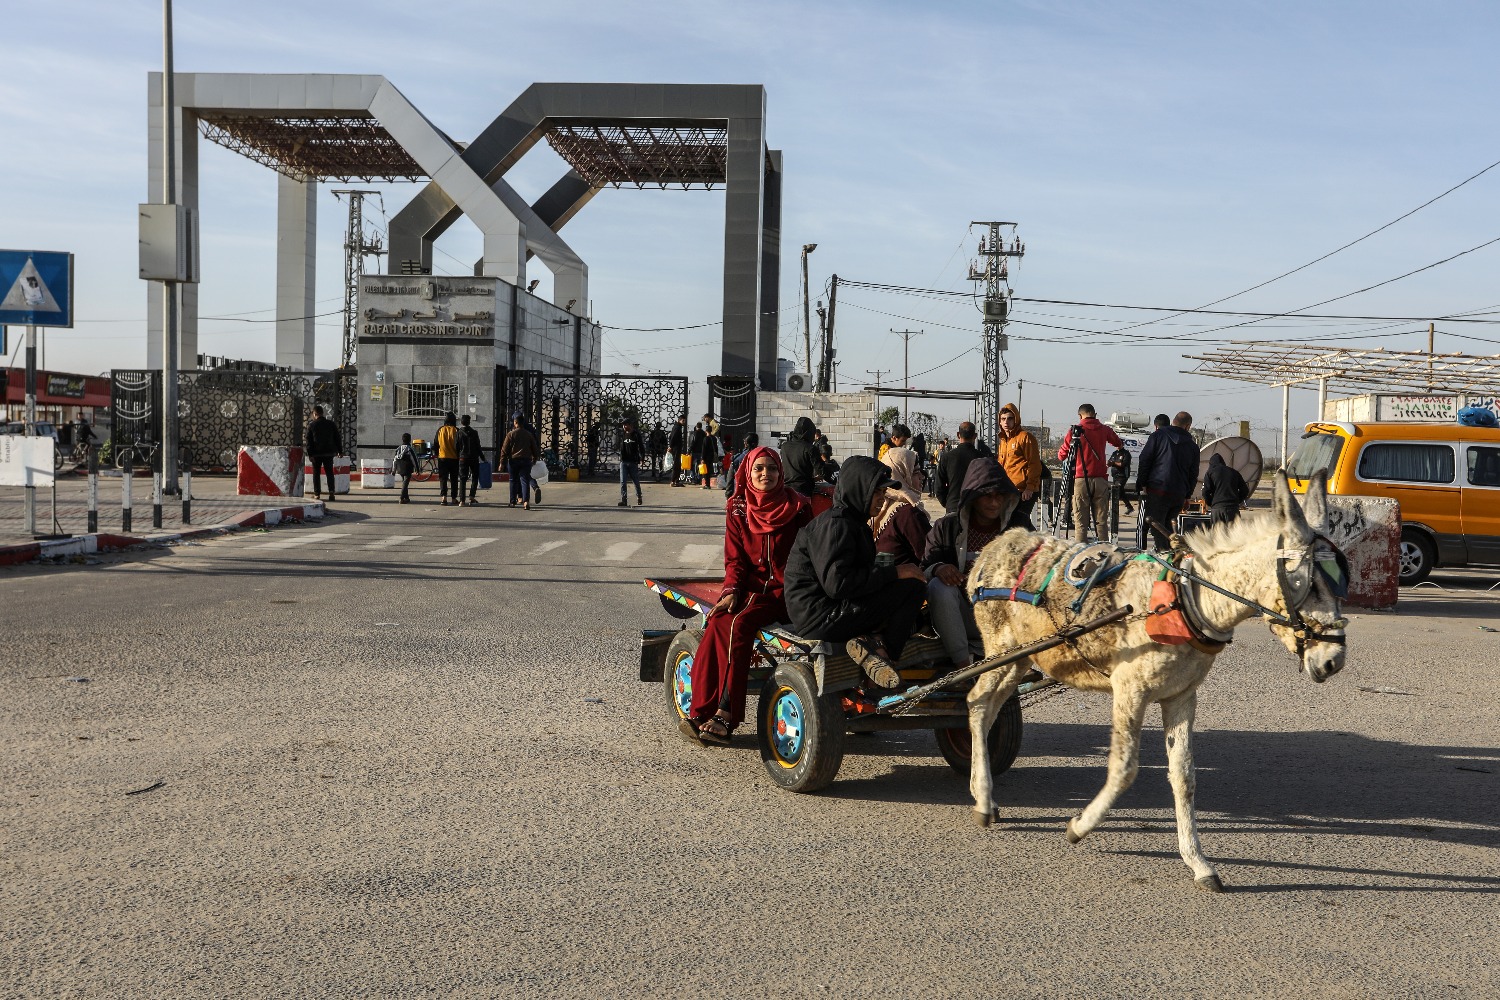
{"left": 553, "top": 263, "right": 587, "bottom": 317}
{"left": 1281, "top": 383, "right": 1291, "bottom": 469}
{"left": 275, "top": 173, "right": 317, "bottom": 370}
{"left": 1317, "top": 377, "right": 1329, "bottom": 422}
{"left": 758, "top": 152, "right": 782, "bottom": 391}
{"left": 479, "top": 227, "right": 527, "bottom": 286}
{"left": 721, "top": 106, "right": 766, "bottom": 379}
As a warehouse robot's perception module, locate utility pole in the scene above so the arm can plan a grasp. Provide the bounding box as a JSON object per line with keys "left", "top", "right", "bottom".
{"left": 332, "top": 190, "right": 385, "bottom": 370}
{"left": 818, "top": 275, "right": 839, "bottom": 392}
{"left": 866, "top": 368, "right": 891, "bottom": 411}
{"left": 892, "top": 328, "right": 923, "bottom": 422}
{"left": 968, "top": 221, "right": 1024, "bottom": 448}
{"left": 800, "top": 243, "right": 817, "bottom": 372}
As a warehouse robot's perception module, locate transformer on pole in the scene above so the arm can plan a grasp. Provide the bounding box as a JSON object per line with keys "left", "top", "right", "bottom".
{"left": 968, "top": 221, "right": 1024, "bottom": 447}
{"left": 332, "top": 190, "right": 385, "bottom": 369}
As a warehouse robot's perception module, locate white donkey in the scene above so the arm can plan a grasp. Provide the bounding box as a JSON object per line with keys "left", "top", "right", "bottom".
{"left": 964, "top": 471, "right": 1348, "bottom": 891}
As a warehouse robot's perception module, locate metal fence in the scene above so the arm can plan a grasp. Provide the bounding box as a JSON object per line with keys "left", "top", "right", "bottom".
{"left": 110, "top": 368, "right": 357, "bottom": 471}
{"left": 497, "top": 371, "right": 689, "bottom": 476}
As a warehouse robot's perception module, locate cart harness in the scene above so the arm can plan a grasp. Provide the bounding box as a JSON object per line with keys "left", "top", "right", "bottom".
{"left": 971, "top": 540, "right": 1142, "bottom": 614}
{"left": 1140, "top": 538, "right": 1349, "bottom": 657}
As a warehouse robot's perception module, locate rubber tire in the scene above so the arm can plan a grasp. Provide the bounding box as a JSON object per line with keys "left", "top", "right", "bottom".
{"left": 756, "top": 662, "right": 846, "bottom": 793}
{"left": 1398, "top": 529, "right": 1436, "bottom": 586}
{"left": 664, "top": 628, "right": 704, "bottom": 723}
{"left": 934, "top": 694, "right": 1023, "bottom": 777}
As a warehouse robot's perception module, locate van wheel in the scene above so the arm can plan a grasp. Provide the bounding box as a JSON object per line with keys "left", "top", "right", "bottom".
{"left": 1398, "top": 530, "right": 1435, "bottom": 586}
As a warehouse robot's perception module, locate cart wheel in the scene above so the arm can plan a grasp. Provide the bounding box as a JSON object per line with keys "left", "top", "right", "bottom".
{"left": 664, "top": 629, "right": 703, "bottom": 723}
{"left": 756, "top": 663, "right": 845, "bottom": 793}
{"left": 934, "top": 694, "right": 1023, "bottom": 777}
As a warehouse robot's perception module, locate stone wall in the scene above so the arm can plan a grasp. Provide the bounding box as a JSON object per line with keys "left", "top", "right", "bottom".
{"left": 754, "top": 391, "right": 878, "bottom": 467}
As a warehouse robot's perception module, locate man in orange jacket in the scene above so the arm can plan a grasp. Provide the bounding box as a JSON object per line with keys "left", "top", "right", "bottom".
{"left": 996, "top": 403, "right": 1042, "bottom": 529}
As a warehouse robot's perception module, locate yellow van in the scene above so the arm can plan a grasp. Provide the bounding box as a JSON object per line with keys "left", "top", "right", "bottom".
{"left": 1286, "top": 421, "right": 1500, "bottom": 584}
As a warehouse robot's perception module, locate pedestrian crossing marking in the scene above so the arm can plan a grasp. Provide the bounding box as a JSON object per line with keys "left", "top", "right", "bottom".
{"left": 680, "top": 543, "right": 720, "bottom": 566}
{"left": 363, "top": 535, "right": 420, "bottom": 550}
{"left": 602, "top": 541, "right": 643, "bottom": 562}
{"left": 425, "top": 536, "right": 496, "bottom": 556}
{"left": 525, "top": 540, "right": 569, "bottom": 559}
{"left": 251, "top": 532, "right": 351, "bottom": 550}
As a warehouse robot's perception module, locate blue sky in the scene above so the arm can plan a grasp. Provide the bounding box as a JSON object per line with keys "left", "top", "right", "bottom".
{"left": 5, "top": 0, "right": 1499, "bottom": 435}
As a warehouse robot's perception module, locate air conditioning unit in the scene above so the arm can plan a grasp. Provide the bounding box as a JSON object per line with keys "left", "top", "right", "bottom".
{"left": 784, "top": 371, "right": 814, "bottom": 392}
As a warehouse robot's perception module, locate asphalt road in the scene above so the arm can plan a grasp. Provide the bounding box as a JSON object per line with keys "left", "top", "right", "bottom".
{"left": 3, "top": 477, "right": 1497, "bottom": 998}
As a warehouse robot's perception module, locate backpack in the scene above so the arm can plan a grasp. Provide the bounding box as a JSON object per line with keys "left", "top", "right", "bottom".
{"left": 393, "top": 444, "right": 416, "bottom": 477}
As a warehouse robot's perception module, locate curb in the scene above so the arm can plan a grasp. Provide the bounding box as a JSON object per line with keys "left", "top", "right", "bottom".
{"left": 0, "top": 501, "right": 326, "bottom": 567}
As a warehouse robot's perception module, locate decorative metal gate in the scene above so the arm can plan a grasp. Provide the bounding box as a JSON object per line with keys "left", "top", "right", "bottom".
{"left": 110, "top": 369, "right": 357, "bottom": 470}
{"left": 497, "top": 371, "right": 689, "bottom": 476}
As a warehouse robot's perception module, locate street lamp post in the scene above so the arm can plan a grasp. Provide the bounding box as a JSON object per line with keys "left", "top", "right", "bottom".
{"left": 800, "top": 244, "right": 817, "bottom": 374}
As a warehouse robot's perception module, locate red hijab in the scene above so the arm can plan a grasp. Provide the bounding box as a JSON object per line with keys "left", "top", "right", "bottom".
{"left": 736, "top": 445, "right": 805, "bottom": 536}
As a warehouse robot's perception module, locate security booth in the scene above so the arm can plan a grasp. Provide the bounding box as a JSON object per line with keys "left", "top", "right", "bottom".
{"left": 355, "top": 274, "right": 601, "bottom": 465}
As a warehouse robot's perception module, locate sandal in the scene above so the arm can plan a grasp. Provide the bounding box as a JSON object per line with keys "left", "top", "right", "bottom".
{"left": 678, "top": 716, "right": 705, "bottom": 744}
{"left": 697, "top": 713, "right": 733, "bottom": 746}
{"left": 846, "top": 636, "right": 901, "bottom": 689}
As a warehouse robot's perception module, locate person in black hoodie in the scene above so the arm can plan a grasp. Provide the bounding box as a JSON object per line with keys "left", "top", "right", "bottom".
{"left": 617, "top": 418, "right": 646, "bottom": 507}
{"left": 688, "top": 422, "right": 707, "bottom": 485}
{"left": 923, "top": 457, "right": 1019, "bottom": 670}
{"left": 1201, "top": 452, "right": 1249, "bottom": 525}
{"left": 783, "top": 456, "right": 929, "bottom": 688}
{"left": 779, "top": 416, "right": 818, "bottom": 496}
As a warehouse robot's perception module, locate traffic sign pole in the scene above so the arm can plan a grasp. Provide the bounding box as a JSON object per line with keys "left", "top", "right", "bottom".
{"left": 23, "top": 323, "right": 35, "bottom": 535}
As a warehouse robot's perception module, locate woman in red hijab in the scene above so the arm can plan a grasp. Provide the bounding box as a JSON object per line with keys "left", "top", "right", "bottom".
{"left": 684, "top": 445, "right": 814, "bottom": 745}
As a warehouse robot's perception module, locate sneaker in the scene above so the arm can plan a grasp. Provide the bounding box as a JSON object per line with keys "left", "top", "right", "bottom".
{"left": 636, "top": 496, "right": 643, "bottom": 506}
{"left": 846, "top": 636, "right": 901, "bottom": 689}
{"left": 532, "top": 487, "right": 541, "bottom": 505}
{"left": 617, "top": 499, "right": 628, "bottom": 507}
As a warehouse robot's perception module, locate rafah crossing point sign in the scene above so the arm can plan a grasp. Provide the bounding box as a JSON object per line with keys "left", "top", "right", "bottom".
{"left": 0, "top": 250, "right": 74, "bottom": 328}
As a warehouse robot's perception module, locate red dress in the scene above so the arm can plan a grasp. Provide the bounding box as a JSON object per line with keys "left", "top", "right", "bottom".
{"left": 688, "top": 490, "right": 813, "bottom": 728}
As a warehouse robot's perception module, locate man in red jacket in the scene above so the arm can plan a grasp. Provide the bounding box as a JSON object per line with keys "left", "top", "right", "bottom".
{"left": 1057, "top": 403, "right": 1123, "bottom": 543}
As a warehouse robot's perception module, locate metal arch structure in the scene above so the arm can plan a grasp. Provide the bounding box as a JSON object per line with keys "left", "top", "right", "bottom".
{"left": 1184, "top": 342, "right": 1500, "bottom": 466}
{"left": 147, "top": 73, "right": 590, "bottom": 372}
{"left": 385, "top": 84, "right": 783, "bottom": 390}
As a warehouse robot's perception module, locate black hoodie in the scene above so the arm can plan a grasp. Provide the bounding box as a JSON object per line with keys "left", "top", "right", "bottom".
{"left": 1201, "top": 453, "right": 1248, "bottom": 507}
{"left": 924, "top": 457, "right": 1019, "bottom": 576}
{"left": 780, "top": 416, "right": 818, "bottom": 496}
{"left": 784, "top": 456, "right": 896, "bottom": 633}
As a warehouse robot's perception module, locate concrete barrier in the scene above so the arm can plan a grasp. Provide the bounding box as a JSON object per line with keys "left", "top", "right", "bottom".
{"left": 1323, "top": 495, "right": 1399, "bottom": 610}
{"left": 303, "top": 455, "right": 351, "bottom": 495}
{"left": 360, "top": 458, "right": 394, "bottom": 489}
{"left": 237, "top": 446, "right": 306, "bottom": 497}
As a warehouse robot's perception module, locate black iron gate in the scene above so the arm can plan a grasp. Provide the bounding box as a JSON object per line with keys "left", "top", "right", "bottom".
{"left": 497, "top": 371, "right": 689, "bottom": 476}
{"left": 110, "top": 368, "right": 357, "bottom": 470}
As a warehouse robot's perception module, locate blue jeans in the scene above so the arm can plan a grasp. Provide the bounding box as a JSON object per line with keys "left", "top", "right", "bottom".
{"left": 927, "top": 576, "right": 982, "bottom": 667}
{"left": 509, "top": 459, "right": 536, "bottom": 505}
{"left": 620, "top": 461, "right": 642, "bottom": 501}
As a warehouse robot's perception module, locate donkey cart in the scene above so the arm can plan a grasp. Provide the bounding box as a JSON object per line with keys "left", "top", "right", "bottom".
{"left": 639, "top": 576, "right": 1130, "bottom": 793}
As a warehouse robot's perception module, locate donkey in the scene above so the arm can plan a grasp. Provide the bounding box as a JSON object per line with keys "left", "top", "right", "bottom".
{"left": 963, "top": 471, "right": 1347, "bottom": 891}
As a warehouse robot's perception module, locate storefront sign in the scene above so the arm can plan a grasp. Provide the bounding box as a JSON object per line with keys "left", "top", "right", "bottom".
{"left": 1375, "top": 395, "right": 1456, "bottom": 422}
{"left": 357, "top": 276, "right": 498, "bottom": 340}
{"left": 45, "top": 374, "right": 87, "bottom": 399}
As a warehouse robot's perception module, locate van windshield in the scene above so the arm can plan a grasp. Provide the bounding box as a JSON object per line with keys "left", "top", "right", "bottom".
{"left": 1286, "top": 432, "right": 1344, "bottom": 482}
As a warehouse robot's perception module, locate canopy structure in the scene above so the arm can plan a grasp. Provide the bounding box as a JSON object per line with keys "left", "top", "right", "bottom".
{"left": 544, "top": 120, "right": 729, "bottom": 189}
{"left": 1184, "top": 342, "right": 1500, "bottom": 465}
{"left": 198, "top": 113, "right": 427, "bottom": 182}
{"left": 1184, "top": 344, "right": 1500, "bottom": 395}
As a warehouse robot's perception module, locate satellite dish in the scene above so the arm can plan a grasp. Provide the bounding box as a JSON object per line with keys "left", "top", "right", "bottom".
{"left": 1196, "top": 436, "right": 1263, "bottom": 500}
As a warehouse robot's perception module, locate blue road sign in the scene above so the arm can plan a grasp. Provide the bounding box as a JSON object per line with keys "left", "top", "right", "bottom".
{"left": 0, "top": 250, "right": 73, "bottom": 328}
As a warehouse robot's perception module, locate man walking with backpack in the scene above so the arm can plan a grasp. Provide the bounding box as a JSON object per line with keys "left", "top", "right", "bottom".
{"left": 457, "top": 414, "right": 484, "bottom": 507}
{"left": 618, "top": 418, "right": 646, "bottom": 507}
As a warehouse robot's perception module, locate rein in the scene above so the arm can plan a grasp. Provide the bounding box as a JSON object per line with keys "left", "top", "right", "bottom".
{"left": 1139, "top": 550, "right": 1347, "bottom": 656}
